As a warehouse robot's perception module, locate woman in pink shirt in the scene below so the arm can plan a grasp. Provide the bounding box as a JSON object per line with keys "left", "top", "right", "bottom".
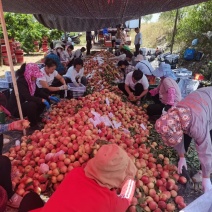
{"left": 146, "top": 62, "right": 181, "bottom": 117}
{"left": 155, "top": 87, "right": 212, "bottom": 193}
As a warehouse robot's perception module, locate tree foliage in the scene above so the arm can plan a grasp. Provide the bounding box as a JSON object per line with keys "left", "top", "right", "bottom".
{"left": 159, "top": 1, "right": 212, "bottom": 49}
{"left": 0, "top": 13, "right": 63, "bottom": 54}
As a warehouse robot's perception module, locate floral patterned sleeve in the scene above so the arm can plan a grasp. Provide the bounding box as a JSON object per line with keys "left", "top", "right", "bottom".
{"left": 0, "top": 124, "right": 9, "bottom": 133}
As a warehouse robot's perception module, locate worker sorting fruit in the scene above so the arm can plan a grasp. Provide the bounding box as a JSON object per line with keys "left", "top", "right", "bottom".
{"left": 155, "top": 87, "right": 212, "bottom": 193}
{"left": 19, "top": 144, "right": 137, "bottom": 212}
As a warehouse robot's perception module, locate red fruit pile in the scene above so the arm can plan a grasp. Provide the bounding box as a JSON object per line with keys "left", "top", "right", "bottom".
{"left": 5, "top": 90, "right": 186, "bottom": 211}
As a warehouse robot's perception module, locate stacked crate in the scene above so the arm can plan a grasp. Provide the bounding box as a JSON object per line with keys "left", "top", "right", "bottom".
{"left": 1, "top": 39, "right": 16, "bottom": 65}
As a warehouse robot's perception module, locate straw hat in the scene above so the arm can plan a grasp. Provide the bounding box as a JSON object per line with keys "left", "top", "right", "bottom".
{"left": 0, "top": 186, "right": 8, "bottom": 212}
{"left": 153, "top": 62, "right": 177, "bottom": 80}
{"left": 54, "top": 43, "right": 64, "bottom": 50}
{"left": 134, "top": 54, "right": 144, "bottom": 62}
{"left": 84, "top": 144, "right": 137, "bottom": 189}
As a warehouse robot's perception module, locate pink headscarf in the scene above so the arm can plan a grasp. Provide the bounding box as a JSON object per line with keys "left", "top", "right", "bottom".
{"left": 24, "top": 63, "right": 44, "bottom": 96}
{"left": 155, "top": 107, "right": 191, "bottom": 147}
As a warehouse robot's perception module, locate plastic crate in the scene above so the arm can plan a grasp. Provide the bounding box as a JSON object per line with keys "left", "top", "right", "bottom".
{"left": 5, "top": 71, "right": 12, "bottom": 83}
{"left": 68, "top": 83, "right": 86, "bottom": 99}
{"left": 105, "top": 41, "right": 112, "bottom": 47}
{"left": 178, "top": 79, "right": 199, "bottom": 99}
{"left": 0, "top": 78, "right": 9, "bottom": 88}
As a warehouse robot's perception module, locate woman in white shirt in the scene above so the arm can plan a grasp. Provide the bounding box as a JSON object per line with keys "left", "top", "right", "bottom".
{"left": 36, "top": 58, "right": 68, "bottom": 97}
{"left": 118, "top": 69, "right": 149, "bottom": 106}
{"left": 63, "top": 58, "right": 87, "bottom": 87}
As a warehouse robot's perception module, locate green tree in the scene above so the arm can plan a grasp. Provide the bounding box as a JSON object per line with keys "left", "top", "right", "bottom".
{"left": 159, "top": 1, "right": 212, "bottom": 49}
{"left": 0, "top": 13, "right": 63, "bottom": 54}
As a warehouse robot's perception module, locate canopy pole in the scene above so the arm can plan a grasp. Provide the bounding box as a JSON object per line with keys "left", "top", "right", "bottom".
{"left": 139, "top": 17, "right": 141, "bottom": 29}
{"left": 0, "top": 0, "right": 26, "bottom": 135}
{"left": 170, "top": 9, "right": 179, "bottom": 54}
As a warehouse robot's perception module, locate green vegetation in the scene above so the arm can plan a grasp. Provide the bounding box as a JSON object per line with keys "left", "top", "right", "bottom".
{"left": 0, "top": 13, "right": 63, "bottom": 54}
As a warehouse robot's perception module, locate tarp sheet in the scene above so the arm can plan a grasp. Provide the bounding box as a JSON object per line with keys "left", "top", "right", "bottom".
{"left": 2, "top": 0, "right": 208, "bottom": 31}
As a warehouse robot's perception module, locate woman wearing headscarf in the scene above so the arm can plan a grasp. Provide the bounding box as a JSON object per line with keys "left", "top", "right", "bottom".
{"left": 146, "top": 62, "right": 181, "bottom": 117}
{"left": 8, "top": 63, "right": 57, "bottom": 127}
{"left": 23, "top": 144, "right": 137, "bottom": 212}
{"left": 53, "top": 43, "right": 66, "bottom": 62}
{"left": 155, "top": 87, "right": 212, "bottom": 193}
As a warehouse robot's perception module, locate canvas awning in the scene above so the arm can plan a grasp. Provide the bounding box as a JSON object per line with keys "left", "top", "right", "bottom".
{"left": 2, "top": 0, "right": 208, "bottom": 31}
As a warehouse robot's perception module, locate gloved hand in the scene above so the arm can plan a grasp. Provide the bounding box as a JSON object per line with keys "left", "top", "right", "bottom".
{"left": 177, "top": 157, "right": 187, "bottom": 174}
{"left": 162, "top": 108, "right": 167, "bottom": 115}
{"left": 43, "top": 100, "right": 50, "bottom": 110}
{"left": 59, "top": 85, "right": 68, "bottom": 90}
{"left": 8, "top": 120, "right": 29, "bottom": 131}
{"left": 202, "top": 178, "right": 212, "bottom": 193}
{"left": 49, "top": 96, "right": 60, "bottom": 103}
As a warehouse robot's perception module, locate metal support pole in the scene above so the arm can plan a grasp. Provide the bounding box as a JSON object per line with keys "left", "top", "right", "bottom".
{"left": 170, "top": 9, "right": 179, "bottom": 54}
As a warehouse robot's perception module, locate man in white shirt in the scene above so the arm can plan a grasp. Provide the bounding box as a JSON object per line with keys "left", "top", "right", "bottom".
{"left": 135, "top": 54, "right": 154, "bottom": 76}
{"left": 134, "top": 28, "right": 142, "bottom": 56}
{"left": 63, "top": 58, "right": 87, "bottom": 86}
{"left": 118, "top": 69, "right": 149, "bottom": 105}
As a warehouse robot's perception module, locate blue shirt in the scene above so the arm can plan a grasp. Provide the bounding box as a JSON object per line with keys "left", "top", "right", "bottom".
{"left": 45, "top": 53, "right": 65, "bottom": 74}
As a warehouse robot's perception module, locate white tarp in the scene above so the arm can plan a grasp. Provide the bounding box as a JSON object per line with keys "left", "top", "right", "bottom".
{"left": 180, "top": 190, "right": 212, "bottom": 212}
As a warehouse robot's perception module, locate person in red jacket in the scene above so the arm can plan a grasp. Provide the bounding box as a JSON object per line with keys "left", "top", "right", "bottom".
{"left": 27, "top": 144, "right": 137, "bottom": 212}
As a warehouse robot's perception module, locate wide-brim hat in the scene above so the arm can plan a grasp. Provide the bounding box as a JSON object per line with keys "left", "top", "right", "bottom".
{"left": 153, "top": 62, "right": 177, "bottom": 80}
{"left": 54, "top": 43, "right": 64, "bottom": 50}
{"left": 84, "top": 144, "right": 137, "bottom": 189}
{"left": 0, "top": 186, "right": 8, "bottom": 212}
{"left": 134, "top": 54, "right": 144, "bottom": 61}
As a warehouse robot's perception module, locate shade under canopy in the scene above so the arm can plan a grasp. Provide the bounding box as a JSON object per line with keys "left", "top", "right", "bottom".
{"left": 2, "top": 0, "right": 207, "bottom": 31}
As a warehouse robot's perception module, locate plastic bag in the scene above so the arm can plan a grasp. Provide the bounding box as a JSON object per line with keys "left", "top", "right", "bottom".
{"left": 55, "top": 150, "right": 65, "bottom": 157}
{"left": 108, "top": 112, "right": 114, "bottom": 118}
{"left": 40, "top": 163, "right": 49, "bottom": 174}
{"left": 178, "top": 79, "right": 199, "bottom": 99}
{"left": 45, "top": 153, "right": 55, "bottom": 162}
{"left": 15, "top": 140, "right": 20, "bottom": 146}
{"left": 191, "top": 38, "right": 198, "bottom": 46}
{"left": 105, "top": 97, "right": 110, "bottom": 106}
{"left": 112, "top": 120, "right": 121, "bottom": 129}
{"left": 140, "top": 123, "right": 147, "bottom": 130}
{"left": 122, "top": 128, "right": 130, "bottom": 134}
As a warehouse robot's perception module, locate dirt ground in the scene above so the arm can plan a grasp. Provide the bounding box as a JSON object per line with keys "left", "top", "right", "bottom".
{"left": 0, "top": 53, "right": 45, "bottom": 77}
